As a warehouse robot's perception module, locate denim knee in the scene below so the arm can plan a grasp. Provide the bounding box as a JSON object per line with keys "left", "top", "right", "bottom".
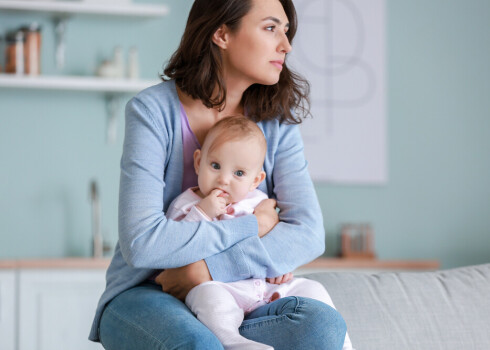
{"left": 271, "top": 296, "right": 300, "bottom": 315}
{"left": 301, "top": 298, "right": 347, "bottom": 348}
{"left": 239, "top": 296, "right": 347, "bottom": 349}
{"left": 175, "top": 328, "right": 224, "bottom": 350}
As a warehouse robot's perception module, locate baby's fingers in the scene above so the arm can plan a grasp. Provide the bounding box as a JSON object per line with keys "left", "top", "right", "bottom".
{"left": 217, "top": 197, "right": 228, "bottom": 208}
{"left": 283, "top": 272, "right": 293, "bottom": 283}
{"left": 210, "top": 189, "right": 224, "bottom": 197}
{"left": 267, "top": 277, "right": 280, "bottom": 284}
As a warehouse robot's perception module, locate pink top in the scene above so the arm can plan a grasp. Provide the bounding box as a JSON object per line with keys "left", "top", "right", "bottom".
{"left": 180, "top": 102, "right": 200, "bottom": 192}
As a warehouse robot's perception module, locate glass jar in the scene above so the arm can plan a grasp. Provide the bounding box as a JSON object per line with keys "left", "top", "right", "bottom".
{"left": 5, "top": 30, "right": 25, "bottom": 75}
{"left": 20, "top": 23, "right": 42, "bottom": 75}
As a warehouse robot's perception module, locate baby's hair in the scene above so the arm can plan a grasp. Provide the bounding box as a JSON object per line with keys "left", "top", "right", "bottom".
{"left": 204, "top": 115, "right": 267, "bottom": 160}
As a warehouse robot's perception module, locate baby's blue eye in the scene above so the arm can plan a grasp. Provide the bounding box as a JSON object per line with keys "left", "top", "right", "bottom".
{"left": 211, "top": 162, "right": 220, "bottom": 170}
{"left": 235, "top": 170, "right": 244, "bottom": 177}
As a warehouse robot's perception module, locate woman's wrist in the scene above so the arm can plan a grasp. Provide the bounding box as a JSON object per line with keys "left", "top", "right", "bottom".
{"left": 192, "top": 259, "right": 212, "bottom": 284}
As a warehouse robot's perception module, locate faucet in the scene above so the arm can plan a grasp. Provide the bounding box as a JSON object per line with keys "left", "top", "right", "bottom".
{"left": 90, "top": 180, "right": 103, "bottom": 258}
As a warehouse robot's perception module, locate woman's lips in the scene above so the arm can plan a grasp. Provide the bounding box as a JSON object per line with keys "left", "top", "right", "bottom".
{"left": 270, "top": 60, "right": 284, "bottom": 70}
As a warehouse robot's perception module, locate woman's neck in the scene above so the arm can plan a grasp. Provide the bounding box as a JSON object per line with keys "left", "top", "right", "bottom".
{"left": 223, "top": 71, "right": 252, "bottom": 116}
{"left": 177, "top": 87, "right": 243, "bottom": 119}
{"left": 177, "top": 86, "right": 246, "bottom": 145}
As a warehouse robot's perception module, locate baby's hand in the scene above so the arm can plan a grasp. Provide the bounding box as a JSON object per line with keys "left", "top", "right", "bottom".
{"left": 196, "top": 189, "right": 228, "bottom": 219}
{"left": 266, "top": 272, "right": 293, "bottom": 285}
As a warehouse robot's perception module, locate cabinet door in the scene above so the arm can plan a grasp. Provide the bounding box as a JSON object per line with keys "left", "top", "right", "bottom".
{"left": 18, "top": 269, "right": 106, "bottom": 350}
{"left": 0, "top": 270, "right": 16, "bottom": 350}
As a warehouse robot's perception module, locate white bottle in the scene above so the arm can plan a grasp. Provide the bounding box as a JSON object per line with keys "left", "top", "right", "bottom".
{"left": 113, "top": 46, "right": 124, "bottom": 79}
{"left": 128, "top": 46, "right": 139, "bottom": 80}
{"left": 15, "top": 31, "right": 25, "bottom": 75}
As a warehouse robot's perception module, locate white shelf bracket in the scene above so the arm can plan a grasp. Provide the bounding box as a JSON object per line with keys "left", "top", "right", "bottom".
{"left": 105, "top": 94, "right": 121, "bottom": 145}
{"left": 53, "top": 17, "right": 69, "bottom": 71}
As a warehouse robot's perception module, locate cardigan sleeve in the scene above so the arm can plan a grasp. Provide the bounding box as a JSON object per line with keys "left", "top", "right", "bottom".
{"left": 205, "top": 123, "right": 325, "bottom": 281}
{"left": 118, "top": 96, "right": 258, "bottom": 269}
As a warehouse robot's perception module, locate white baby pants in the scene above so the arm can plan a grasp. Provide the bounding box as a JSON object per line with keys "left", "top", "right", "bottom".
{"left": 185, "top": 277, "right": 354, "bottom": 350}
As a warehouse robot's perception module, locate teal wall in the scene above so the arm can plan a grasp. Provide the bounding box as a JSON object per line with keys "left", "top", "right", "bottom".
{"left": 1, "top": 0, "right": 489, "bottom": 268}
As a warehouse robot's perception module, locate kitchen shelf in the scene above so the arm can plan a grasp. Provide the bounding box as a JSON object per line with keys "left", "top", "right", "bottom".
{"left": 0, "top": 1, "right": 168, "bottom": 143}
{"left": 0, "top": 74, "right": 159, "bottom": 93}
{"left": 0, "top": 0, "right": 169, "bottom": 18}
{"left": 0, "top": 74, "right": 159, "bottom": 143}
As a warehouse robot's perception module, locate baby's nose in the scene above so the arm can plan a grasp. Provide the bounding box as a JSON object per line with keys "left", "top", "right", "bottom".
{"left": 218, "top": 175, "right": 230, "bottom": 184}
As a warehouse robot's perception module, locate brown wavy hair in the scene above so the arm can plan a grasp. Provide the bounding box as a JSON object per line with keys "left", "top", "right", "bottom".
{"left": 162, "top": 0, "right": 310, "bottom": 124}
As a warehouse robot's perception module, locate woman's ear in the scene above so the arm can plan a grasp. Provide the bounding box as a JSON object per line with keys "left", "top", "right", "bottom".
{"left": 250, "top": 171, "right": 266, "bottom": 191}
{"left": 212, "top": 24, "right": 230, "bottom": 49}
{"left": 193, "top": 149, "right": 202, "bottom": 175}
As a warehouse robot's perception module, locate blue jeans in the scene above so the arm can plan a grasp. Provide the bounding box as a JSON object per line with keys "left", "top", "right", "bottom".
{"left": 99, "top": 282, "right": 346, "bottom": 350}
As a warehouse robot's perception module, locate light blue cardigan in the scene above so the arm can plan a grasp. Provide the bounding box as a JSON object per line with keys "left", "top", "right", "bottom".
{"left": 89, "top": 80, "right": 325, "bottom": 341}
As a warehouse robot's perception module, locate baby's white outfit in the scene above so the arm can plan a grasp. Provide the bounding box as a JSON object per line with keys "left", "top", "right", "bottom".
{"left": 167, "top": 188, "right": 354, "bottom": 350}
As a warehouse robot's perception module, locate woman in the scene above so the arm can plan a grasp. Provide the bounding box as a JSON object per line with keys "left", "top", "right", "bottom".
{"left": 90, "top": 0, "right": 347, "bottom": 349}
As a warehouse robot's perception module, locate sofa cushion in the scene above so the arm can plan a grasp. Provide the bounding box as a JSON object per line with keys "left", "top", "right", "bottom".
{"left": 302, "top": 263, "right": 490, "bottom": 350}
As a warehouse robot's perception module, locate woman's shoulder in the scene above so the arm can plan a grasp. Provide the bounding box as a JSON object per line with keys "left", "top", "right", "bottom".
{"left": 258, "top": 118, "right": 301, "bottom": 142}
{"left": 132, "top": 79, "right": 178, "bottom": 108}
{"left": 126, "top": 79, "right": 181, "bottom": 131}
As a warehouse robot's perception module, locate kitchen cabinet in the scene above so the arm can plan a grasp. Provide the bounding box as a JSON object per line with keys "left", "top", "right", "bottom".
{"left": 18, "top": 269, "right": 106, "bottom": 350}
{"left": 0, "top": 259, "right": 109, "bottom": 350}
{"left": 0, "top": 270, "right": 16, "bottom": 350}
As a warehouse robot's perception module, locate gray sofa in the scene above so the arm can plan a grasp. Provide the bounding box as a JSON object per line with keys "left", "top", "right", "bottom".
{"left": 303, "top": 263, "right": 490, "bottom": 350}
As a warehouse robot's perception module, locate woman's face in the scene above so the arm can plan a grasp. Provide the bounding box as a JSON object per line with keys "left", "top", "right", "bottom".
{"left": 221, "top": 0, "right": 292, "bottom": 87}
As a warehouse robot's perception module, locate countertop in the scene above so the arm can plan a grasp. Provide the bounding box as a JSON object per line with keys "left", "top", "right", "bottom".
{"left": 0, "top": 258, "right": 111, "bottom": 269}
{"left": 0, "top": 257, "right": 440, "bottom": 270}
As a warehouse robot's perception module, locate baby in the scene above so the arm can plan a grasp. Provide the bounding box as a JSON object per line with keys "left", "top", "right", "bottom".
{"left": 165, "top": 116, "right": 353, "bottom": 350}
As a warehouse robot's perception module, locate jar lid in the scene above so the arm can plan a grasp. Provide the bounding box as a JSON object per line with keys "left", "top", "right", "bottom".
{"left": 6, "top": 30, "right": 25, "bottom": 43}
{"left": 19, "top": 22, "right": 42, "bottom": 32}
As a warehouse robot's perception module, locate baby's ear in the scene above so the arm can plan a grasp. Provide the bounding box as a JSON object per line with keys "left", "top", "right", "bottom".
{"left": 250, "top": 171, "right": 266, "bottom": 191}
{"left": 193, "top": 149, "right": 202, "bottom": 175}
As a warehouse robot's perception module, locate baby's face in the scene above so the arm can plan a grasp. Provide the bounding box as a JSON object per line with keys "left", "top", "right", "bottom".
{"left": 194, "top": 136, "right": 265, "bottom": 204}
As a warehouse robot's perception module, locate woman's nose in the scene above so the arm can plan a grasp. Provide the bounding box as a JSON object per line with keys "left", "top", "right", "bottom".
{"left": 279, "top": 33, "right": 292, "bottom": 54}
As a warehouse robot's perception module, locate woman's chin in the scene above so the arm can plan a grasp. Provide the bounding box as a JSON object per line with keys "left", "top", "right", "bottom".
{"left": 256, "top": 78, "right": 281, "bottom": 86}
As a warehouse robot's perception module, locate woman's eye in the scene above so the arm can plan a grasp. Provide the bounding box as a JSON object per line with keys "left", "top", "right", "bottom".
{"left": 266, "top": 25, "right": 275, "bottom": 32}
{"left": 235, "top": 170, "right": 244, "bottom": 177}
{"left": 211, "top": 162, "right": 220, "bottom": 170}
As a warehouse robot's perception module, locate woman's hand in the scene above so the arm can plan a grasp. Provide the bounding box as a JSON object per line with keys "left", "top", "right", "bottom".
{"left": 155, "top": 260, "right": 212, "bottom": 301}
{"left": 254, "top": 198, "right": 279, "bottom": 238}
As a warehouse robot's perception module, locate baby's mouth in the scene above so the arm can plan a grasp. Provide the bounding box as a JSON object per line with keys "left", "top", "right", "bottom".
{"left": 217, "top": 190, "right": 232, "bottom": 205}
{"left": 216, "top": 189, "right": 229, "bottom": 198}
